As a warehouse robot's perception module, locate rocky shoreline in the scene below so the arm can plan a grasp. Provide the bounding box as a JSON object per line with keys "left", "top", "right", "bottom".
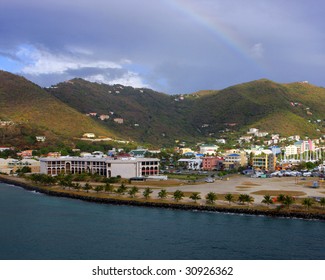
{"left": 1, "top": 175, "right": 324, "bottom": 220}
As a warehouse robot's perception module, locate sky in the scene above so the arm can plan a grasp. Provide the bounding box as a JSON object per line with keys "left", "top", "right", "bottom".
{"left": 1, "top": 0, "right": 325, "bottom": 94}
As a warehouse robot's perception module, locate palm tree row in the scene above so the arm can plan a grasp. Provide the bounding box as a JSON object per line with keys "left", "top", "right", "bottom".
{"left": 261, "top": 194, "right": 325, "bottom": 210}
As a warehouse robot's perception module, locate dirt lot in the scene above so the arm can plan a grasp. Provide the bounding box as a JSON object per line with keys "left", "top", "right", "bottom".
{"left": 145, "top": 175, "right": 325, "bottom": 203}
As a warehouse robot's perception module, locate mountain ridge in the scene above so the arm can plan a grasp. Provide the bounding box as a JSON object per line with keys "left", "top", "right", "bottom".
{"left": 1, "top": 70, "right": 324, "bottom": 147}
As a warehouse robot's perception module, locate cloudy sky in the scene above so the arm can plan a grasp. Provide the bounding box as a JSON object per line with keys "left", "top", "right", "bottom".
{"left": 1, "top": 0, "right": 324, "bottom": 93}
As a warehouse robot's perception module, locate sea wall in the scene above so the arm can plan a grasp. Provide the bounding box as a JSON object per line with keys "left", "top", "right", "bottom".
{"left": 1, "top": 175, "right": 324, "bottom": 220}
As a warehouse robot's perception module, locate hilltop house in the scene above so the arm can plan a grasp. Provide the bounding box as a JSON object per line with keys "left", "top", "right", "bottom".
{"left": 83, "top": 133, "right": 95, "bottom": 138}
{"left": 36, "top": 136, "right": 46, "bottom": 142}
{"left": 113, "top": 118, "right": 124, "bottom": 124}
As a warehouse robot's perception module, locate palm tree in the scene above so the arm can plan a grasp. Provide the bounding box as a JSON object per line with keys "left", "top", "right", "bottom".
{"left": 225, "top": 193, "right": 234, "bottom": 205}
{"left": 302, "top": 198, "right": 314, "bottom": 210}
{"left": 244, "top": 194, "right": 254, "bottom": 206}
{"left": 173, "top": 190, "right": 184, "bottom": 202}
{"left": 205, "top": 192, "right": 217, "bottom": 204}
{"left": 143, "top": 187, "right": 153, "bottom": 199}
{"left": 319, "top": 197, "right": 325, "bottom": 208}
{"left": 83, "top": 183, "right": 91, "bottom": 193}
{"left": 189, "top": 192, "right": 201, "bottom": 203}
{"left": 277, "top": 194, "right": 286, "bottom": 203}
{"left": 238, "top": 194, "right": 246, "bottom": 204}
{"left": 283, "top": 195, "right": 294, "bottom": 209}
{"left": 128, "top": 186, "right": 139, "bottom": 198}
{"left": 158, "top": 189, "right": 168, "bottom": 199}
{"left": 262, "top": 195, "right": 273, "bottom": 206}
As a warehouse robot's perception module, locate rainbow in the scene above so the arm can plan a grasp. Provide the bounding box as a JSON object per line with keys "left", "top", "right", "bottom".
{"left": 164, "top": 0, "right": 263, "bottom": 69}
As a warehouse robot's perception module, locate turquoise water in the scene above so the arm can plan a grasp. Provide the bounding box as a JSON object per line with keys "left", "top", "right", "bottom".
{"left": 0, "top": 183, "right": 324, "bottom": 260}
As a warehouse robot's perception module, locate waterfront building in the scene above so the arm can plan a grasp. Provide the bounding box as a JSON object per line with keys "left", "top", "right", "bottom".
{"left": 40, "top": 156, "right": 160, "bottom": 178}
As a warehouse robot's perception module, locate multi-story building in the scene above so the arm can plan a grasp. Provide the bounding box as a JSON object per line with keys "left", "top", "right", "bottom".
{"left": 223, "top": 153, "right": 247, "bottom": 170}
{"left": 40, "top": 156, "right": 160, "bottom": 178}
{"left": 252, "top": 154, "right": 276, "bottom": 172}
{"left": 202, "top": 156, "right": 223, "bottom": 171}
{"left": 285, "top": 145, "right": 298, "bottom": 156}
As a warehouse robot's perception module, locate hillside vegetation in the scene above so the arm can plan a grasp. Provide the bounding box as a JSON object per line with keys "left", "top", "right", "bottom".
{"left": 48, "top": 78, "right": 325, "bottom": 145}
{"left": 1, "top": 70, "right": 324, "bottom": 148}
{"left": 0, "top": 71, "right": 115, "bottom": 147}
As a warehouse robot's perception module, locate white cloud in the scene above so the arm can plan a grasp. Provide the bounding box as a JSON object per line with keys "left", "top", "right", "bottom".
{"left": 86, "top": 72, "right": 149, "bottom": 88}
{"left": 250, "top": 43, "right": 264, "bottom": 59}
{"left": 13, "top": 44, "right": 150, "bottom": 89}
{"left": 18, "top": 46, "right": 122, "bottom": 75}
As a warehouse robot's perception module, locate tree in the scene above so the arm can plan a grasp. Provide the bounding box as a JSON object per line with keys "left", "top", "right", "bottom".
{"left": 73, "top": 182, "right": 81, "bottom": 192}
{"left": 225, "top": 193, "right": 234, "bottom": 205}
{"left": 143, "top": 187, "right": 153, "bottom": 199}
{"left": 238, "top": 194, "right": 246, "bottom": 204}
{"left": 94, "top": 185, "right": 103, "bottom": 193}
{"left": 16, "top": 166, "right": 31, "bottom": 174}
{"left": 205, "top": 192, "right": 217, "bottom": 204}
{"left": 158, "top": 189, "right": 168, "bottom": 199}
{"left": 83, "top": 183, "right": 91, "bottom": 193}
{"left": 173, "top": 190, "right": 184, "bottom": 202}
{"left": 302, "top": 198, "right": 314, "bottom": 210}
{"left": 283, "top": 195, "right": 294, "bottom": 209}
{"left": 104, "top": 183, "right": 114, "bottom": 193}
{"left": 277, "top": 194, "right": 286, "bottom": 203}
{"left": 319, "top": 197, "right": 325, "bottom": 208}
{"left": 115, "top": 183, "right": 127, "bottom": 195}
{"left": 189, "top": 192, "right": 201, "bottom": 203}
{"left": 262, "top": 195, "right": 273, "bottom": 206}
{"left": 244, "top": 194, "right": 254, "bottom": 206}
{"left": 128, "top": 186, "right": 139, "bottom": 198}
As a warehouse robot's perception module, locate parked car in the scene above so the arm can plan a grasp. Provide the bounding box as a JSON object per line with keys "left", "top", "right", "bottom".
{"left": 205, "top": 177, "right": 215, "bottom": 183}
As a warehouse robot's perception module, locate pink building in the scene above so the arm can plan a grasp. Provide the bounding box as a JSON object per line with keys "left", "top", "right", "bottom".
{"left": 202, "top": 156, "right": 223, "bottom": 171}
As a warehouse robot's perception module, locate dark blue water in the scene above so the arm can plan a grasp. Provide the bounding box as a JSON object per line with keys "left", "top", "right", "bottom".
{"left": 0, "top": 183, "right": 324, "bottom": 260}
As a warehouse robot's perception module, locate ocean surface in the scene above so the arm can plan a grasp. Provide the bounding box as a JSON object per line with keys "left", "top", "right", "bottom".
{"left": 0, "top": 182, "right": 324, "bottom": 260}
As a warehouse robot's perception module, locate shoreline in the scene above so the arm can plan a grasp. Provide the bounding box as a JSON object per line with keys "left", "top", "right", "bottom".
{"left": 1, "top": 175, "right": 325, "bottom": 221}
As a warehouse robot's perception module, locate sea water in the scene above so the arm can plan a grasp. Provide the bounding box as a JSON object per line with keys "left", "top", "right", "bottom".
{"left": 0, "top": 183, "right": 324, "bottom": 260}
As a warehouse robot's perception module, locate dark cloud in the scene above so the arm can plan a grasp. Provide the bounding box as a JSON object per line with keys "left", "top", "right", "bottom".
{"left": 1, "top": 0, "right": 325, "bottom": 93}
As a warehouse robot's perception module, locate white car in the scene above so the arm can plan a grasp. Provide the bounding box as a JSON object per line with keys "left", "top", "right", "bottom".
{"left": 205, "top": 178, "right": 215, "bottom": 183}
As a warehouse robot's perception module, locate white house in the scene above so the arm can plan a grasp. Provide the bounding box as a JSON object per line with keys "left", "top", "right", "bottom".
{"left": 199, "top": 144, "right": 219, "bottom": 155}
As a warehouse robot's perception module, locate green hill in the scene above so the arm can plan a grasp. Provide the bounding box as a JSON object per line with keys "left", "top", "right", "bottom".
{"left": 48, "top": 78, "right": 325, "bottom": 144}
{"left": 188, "top": 79, "right": 325, "bottom": 137}
{"left": 47, "top": 79, "right": 201, "bottom": 145}
{"left": 1, "top": 70, "right": 324, "bottom": 148}
{"left": 0, "top": 71, "right": 115, "bottom": 147}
